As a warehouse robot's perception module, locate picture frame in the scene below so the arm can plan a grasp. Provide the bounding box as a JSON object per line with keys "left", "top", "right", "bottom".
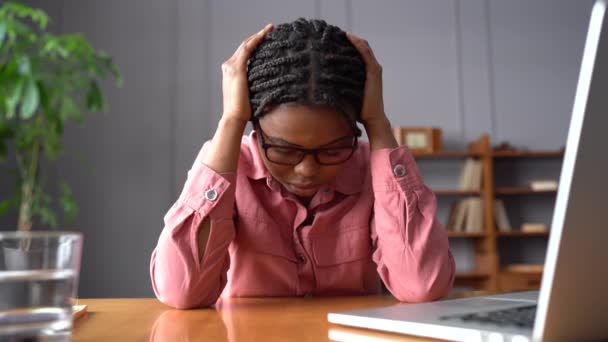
{"left": 395, "top": 127, "right": 443, "bottom": 154}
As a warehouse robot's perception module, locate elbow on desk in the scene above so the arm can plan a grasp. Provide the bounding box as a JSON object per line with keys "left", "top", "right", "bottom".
{"left": 390, "top": 263, "right": 456, "bottom": 303}
{"left": 150, "top": 270, "right": 219, "bottom": 309}
{"left": 391, "top": 284, "right": 449, "bottom": 303}
{"left": 150, "top": 254, "right": 221, "bottom": 309}
{"left": 155, "top": 290, "right": 218, "bottom": 309}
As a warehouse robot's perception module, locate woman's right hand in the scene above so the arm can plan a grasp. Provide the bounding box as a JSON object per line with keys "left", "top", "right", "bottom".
{"left": 221, "top": 24, "right": 273, "bottom": 123}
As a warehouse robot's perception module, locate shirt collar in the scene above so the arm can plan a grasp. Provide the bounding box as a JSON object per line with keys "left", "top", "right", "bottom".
{"left": 244, "top": 130, "right": 365, "bottom": 196}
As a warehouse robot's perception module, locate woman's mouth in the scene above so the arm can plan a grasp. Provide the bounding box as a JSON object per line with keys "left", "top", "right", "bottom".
{"left": 288, "top": 183, "right": 319, "bottom": 195}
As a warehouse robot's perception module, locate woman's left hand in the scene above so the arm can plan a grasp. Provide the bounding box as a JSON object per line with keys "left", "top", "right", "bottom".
{"left": 346, "top": 32, "right": 385, "bottom": 125}
{"left": 346, "top": 32, "right": 397, "bottom": 150}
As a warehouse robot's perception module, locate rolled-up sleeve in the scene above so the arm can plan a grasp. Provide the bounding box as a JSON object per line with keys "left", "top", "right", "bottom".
{"left": 369, "top": 146, "right": 455, "bottom": 302}
{"left": 150, "top": 143, "right": 237, "bottom": 308}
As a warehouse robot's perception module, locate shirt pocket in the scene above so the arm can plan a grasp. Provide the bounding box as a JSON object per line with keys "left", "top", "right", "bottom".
{"left": 235, "top": 212, "right": 297, "bottom": 263}
{"left": 312, "top": 225, "right": 372, "bottom": 266}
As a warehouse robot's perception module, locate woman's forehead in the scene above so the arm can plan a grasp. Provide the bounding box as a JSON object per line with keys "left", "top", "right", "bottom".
{"left": 258, "top": 104, "right": 353, "bottom": 147}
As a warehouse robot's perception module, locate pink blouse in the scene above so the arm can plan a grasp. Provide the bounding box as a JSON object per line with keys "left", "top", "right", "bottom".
{"left": 150, "top": 132, "right": 455, "bottom": 308}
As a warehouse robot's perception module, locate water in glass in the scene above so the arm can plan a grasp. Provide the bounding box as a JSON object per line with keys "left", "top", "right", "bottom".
{"left": 0, "top": 232, "right": 82, "bottom": 341}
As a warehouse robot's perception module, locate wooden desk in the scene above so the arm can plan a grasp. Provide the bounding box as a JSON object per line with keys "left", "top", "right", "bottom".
{"left": 72, "top": 296, "right": 439, "bottom": 341}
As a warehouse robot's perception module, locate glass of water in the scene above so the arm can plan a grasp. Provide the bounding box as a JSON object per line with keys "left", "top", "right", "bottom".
{"left": 0, "top": 231, "right": 83, "bottom": 341}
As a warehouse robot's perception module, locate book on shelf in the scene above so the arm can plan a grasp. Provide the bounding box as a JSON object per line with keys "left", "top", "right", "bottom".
{"left": 458, "top": 158, "right": 473, "bottom": 190}
{"left": 446, "top": 200, "right": 461, "bottom": 231}
{"left": 465, "top": 197, "right": 483, "bottom": 233}
{"left": 494, "top": 199, "right": 512, "bottom": 232}
{"left": 458, "top": 158, "right": 482, "bottom": 190}
{"left": 453, "top": 200, "right": 468, "bottom": 232}
{"left": 472, "top": 159, "right": 483, "bottom": 190}
{"left": 447, "top": 197, "right": 483, "bottom": 233}
{"left": 529, "top": 179, "right": 558, "bottom": 191}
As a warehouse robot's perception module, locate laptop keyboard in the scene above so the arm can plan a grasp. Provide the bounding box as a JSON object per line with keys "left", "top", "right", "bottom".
{"left": 439, "top": 305, "right": 536, "bottom": 329}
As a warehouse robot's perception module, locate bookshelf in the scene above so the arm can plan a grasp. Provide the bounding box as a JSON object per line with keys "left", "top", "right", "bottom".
{"left": 411, "top": 134, "right": 564, "bottom": 294}
{"left": 492, "top": 146, "right": 563, "bottom": 292}
{"left": 413, "top": 134, "right": 499, "bottom": 293}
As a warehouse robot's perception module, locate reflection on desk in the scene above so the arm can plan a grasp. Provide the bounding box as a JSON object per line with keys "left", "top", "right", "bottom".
{"left": 74, "top": 295, "right": 465, "bottom": 342}
{"left": 150, "top": 309, "right": 228, "bottom": 341}
{"left": 149, "top": 296, "right": 401, "bottom": 342}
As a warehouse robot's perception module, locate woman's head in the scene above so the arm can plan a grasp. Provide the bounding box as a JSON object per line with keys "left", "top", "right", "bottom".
{"left": 247, "top": 18, "right": 365, "bottom": 200}
{"left": 247, "top": 18, "right": 365, "bottom": 136}
{"left": 254, "top": 103, "right": 357, "bottom": 199}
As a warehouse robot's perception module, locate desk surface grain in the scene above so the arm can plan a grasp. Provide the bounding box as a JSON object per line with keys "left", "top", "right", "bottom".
{"left": 72, "top": 296, "right": 438, "bottom": 341}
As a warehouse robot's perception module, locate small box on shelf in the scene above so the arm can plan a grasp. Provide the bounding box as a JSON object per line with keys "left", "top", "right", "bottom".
{"left": 393, "top": 126, "right": 443, "bottom": 154}
{"left": 529, "top": 179, "right": 558, "bottom": 191}
{"left": 521, "top": 223, "right": 548, "bottom": 233}
{"left": 503, "top": 264, "right": 544, "bottom": 274}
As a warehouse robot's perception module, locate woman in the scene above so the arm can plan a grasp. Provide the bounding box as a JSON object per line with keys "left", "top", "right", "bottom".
{"left": 151, "top": 18, "right": 455, "bottom": 309}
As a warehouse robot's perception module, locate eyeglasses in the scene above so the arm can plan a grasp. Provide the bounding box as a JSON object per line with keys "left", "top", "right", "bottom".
{"left": 255, "top": 124, "right": 358, "bottom": 166}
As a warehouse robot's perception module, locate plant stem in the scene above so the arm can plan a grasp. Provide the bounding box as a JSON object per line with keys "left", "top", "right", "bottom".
{"left": 17, "top": 182, "right": 33, "bottom": 231}
{"left": 17, "top": 139, "right": 40, "bottom": 232}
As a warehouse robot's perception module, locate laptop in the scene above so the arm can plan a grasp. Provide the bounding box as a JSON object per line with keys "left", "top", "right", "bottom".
{"left": 328, "top": 1, "right": 608, "bottom": 341}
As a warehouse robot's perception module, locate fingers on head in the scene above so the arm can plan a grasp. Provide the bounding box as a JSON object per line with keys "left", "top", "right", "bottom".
{"left": 238, "top": 24, "right": 274, "bottom": 61}
{"left": 224, "top": 24, "right": 273, "bottom": 70}
{"left": 347, "top": 33, "right": 370, "bottom": 53}
{"left": 346, "top": 32, "right": 379, "bottom": 68}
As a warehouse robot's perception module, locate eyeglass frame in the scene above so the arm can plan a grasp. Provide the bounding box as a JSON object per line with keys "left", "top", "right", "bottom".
{"left": 253, "top": 122, "right": 358, "bottom": 166}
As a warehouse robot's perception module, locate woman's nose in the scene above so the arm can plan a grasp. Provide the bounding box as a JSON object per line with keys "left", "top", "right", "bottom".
{"left": 294, "top": 154, "right": 319, "bottom": 177}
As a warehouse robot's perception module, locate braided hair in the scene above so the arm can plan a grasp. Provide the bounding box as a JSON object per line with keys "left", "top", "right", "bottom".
{"left": 247, "top": 18, "right": 365, "bottom": 136}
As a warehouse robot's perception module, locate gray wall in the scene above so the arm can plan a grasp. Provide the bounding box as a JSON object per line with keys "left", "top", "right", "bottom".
{"left": 3, "top": 0, "right": 594, "bottom": 296}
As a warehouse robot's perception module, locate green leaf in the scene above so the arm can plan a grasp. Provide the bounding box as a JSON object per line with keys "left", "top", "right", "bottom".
{"left": 17, "top": 55, "right": 31, "bottom": 75}
{"left": 0, "top": 22, "right": 7, "bottom": 49}
{"left": 0, "top": 122, "right": 14, "bottom": 138}
{"left": 41, "top": 36, "right": 68, "bottom": 58}
{"left": 1, "top": 2, "right": 49, "bottom": 29}
{"left": 86, "top": 81, "right": 104, "bottom": 112}
{"left": 60, "top": 97, "right": 79, "bottom": 122}
{"left": 42, "top": 123, "right": 60, "bottom": 160}
{"left": 37, "top": 82, "right": 51, "bottom": 115}
{"left": 31, "top": 186, "right": 57, "bottom": 228}
{"left": 0, "top": 60, "right": 19, "bottom": 82}
{"left": 20, "top": 78, "right": 39, "bottom": 119}
{"left": 5, "top": 78, "right": 24, "bottom": 119}
{"left": 0, "top": 198, "right": 15, "bottom": 215}
{"left": 39, "top": 206, "right": 58, "bottom": 228}
{"left": 30, "top": 9, "right": 49, "bottom": 30}
{"left": 105, "top": 57, "right": 123, "bottom": 87}
{"left": 15, "top": 122, "right": 39, "bottom": 150}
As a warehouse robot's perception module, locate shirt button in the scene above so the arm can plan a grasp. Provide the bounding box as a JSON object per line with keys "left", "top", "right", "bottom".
{"left": 205, "top": 188, "right": 218, "bottom": 201}
{"left": 297, "top": 254, "right": 307, "bottom": 264}
{"left": 393, "top": 164, "right": 407, "bottom": 177}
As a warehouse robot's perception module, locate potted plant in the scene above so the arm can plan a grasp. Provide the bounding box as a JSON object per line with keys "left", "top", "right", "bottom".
{"left": 0, "top": 2, "right": 122, "bottom": 232}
